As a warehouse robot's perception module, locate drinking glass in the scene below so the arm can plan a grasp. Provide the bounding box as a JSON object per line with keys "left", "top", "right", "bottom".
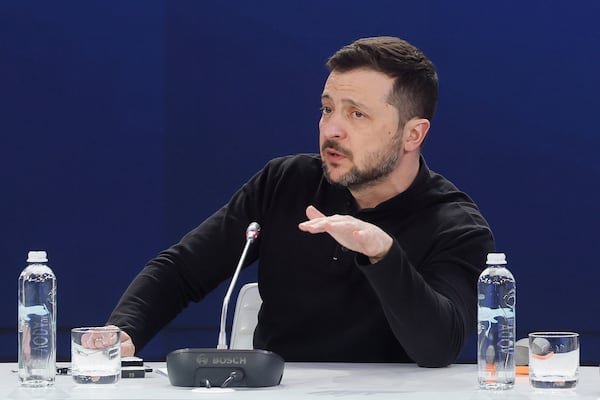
{"left": 71, "top": 326, "right": 121, "bottom": 384}
{"left": 528, "top": 331, "right": 579, "bottom": 389}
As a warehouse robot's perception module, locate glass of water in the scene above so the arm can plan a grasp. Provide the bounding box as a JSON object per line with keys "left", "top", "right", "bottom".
{"left": 71, "top": 326, "right": 121, "bottom": 384}
{"left": 528, "top": 332, "right": 579, "bottom": 389}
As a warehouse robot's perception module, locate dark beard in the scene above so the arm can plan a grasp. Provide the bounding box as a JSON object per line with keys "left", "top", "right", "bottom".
{"left": 321, "top": 136, "right": 402, "bottom": 190}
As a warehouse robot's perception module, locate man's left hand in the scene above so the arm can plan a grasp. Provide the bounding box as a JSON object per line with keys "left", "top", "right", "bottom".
{"left": 298, "top": 205, "right": 393, "bottom": 264}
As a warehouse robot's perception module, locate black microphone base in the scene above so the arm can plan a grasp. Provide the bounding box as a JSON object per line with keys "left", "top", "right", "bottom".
{"left": 166, "top": 348, "right": 285, "bottom": 388}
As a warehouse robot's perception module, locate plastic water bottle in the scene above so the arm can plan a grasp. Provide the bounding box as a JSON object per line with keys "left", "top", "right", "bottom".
{"left": 477, "top": 252, "right": 516, "bottom": 390}
{"left": 18, "top": 251, "right": 57, "bottom": 386}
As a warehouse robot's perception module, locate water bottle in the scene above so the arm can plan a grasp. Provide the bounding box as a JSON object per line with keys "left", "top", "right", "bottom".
{"left": 477, "top": 252, "right": 516, "bottom": 389}
{"left": 18, "top": 251, "right": 57, "bottom": 387}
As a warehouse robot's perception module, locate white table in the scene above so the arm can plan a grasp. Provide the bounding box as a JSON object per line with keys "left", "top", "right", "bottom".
{"left": 2, "top": 362, "right": 599, "bottom": 399}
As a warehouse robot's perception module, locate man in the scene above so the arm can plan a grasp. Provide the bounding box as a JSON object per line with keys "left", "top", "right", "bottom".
{"left": 108, "top": 36, "right": 494, "bottom": 367}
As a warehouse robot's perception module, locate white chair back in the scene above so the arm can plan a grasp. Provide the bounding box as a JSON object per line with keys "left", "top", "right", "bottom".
{"left": 230, "top": 282, "right": 262, "bottom": 350}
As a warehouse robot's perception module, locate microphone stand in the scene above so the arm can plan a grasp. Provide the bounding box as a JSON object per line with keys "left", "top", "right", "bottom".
{"left": 217, "top": 223, "right": 258, "bottom": 349}
{"left": 166, "top": 222, "right": 284, "bottom": 388}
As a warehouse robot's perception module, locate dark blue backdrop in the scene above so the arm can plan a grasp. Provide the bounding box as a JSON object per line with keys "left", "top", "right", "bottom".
{"left": 2, "top": 1, "right": 599, "bottom": 363}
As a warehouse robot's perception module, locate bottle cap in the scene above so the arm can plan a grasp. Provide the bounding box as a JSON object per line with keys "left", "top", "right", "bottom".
{"left": 27, "top": 251, "right": 48, "bottom": 263}
{"left": 486, "top": 252, "right": 507, "bottom": 265}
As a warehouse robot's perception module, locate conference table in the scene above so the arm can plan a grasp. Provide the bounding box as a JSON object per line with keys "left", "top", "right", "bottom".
{"left": 2, "top": 362, "right": 599, "bottom": 399}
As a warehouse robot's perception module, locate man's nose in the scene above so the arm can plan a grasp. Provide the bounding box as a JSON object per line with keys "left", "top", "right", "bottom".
{"left": 320, "top": 114, "right": 347, "bottom": 140}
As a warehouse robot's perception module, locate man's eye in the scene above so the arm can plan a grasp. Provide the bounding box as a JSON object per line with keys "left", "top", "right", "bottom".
{"left": 321, "top": 106, "right": 332, "bottom": 114}
{"left": 353, "top": 111, "right": 364, "bottom": 118}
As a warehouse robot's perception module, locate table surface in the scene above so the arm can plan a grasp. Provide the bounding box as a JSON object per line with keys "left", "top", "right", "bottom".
{"left": 2, "top": 362, "right": 599, "bottom": 399}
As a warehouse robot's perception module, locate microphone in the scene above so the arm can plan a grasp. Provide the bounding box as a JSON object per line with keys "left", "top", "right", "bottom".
{"left": 217, "top": 222, "right": 260, "bottom": 349}
{"left": 166, "top": 222, "right": 284, "bottom": 388}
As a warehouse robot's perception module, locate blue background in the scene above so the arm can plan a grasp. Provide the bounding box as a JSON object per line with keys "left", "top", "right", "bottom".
{"left": 2, "top": 1, "right": 599, "bottom": 364}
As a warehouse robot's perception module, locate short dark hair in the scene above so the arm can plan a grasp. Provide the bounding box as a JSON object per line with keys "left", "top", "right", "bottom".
{"left": 326, "top": 36, "right": 438, "bottom": 126}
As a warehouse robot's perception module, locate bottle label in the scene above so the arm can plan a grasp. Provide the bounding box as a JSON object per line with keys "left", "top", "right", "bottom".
{"left": 19, "top": 304, "right": 52, "bottom": 362}
{"left": 478, "top": 283, "right": 516, "bottom": 381}
{"left": 478, "top": 306, "right": 515, "bottom": 337}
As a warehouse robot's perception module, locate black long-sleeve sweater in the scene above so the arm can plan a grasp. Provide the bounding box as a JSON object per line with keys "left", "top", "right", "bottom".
{"left": 108, "top": 154, "right": 494, "bottom": 367}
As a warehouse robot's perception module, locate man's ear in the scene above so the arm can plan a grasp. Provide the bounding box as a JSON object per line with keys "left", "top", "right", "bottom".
{"left": 403, "top": 118, "right": 430, "bottom": 152}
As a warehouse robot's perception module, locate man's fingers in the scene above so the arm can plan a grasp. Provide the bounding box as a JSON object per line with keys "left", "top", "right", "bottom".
{"left": 299, "top": 206, "right": 328, "bottom": 232}
{"left": 120, "top": 330, "right": 136, "bottom": 356}
{"left": 305, "top": 205, "right": 326, "bottom": 220}
{"left": 81, "top": 329, "right": 119, "bottom": 349}
{"left": 299, "top": 210, "right": 392, "bottom": 260}
{"left": 121, "top": 339, "right": 135, "bottom": 357}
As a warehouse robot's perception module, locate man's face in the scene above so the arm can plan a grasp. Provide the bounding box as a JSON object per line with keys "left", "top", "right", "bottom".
{"left": 319, "top": 68, "right": 404, "bottom": 190}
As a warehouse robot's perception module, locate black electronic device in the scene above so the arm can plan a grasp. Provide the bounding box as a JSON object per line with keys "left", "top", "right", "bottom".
{"left": 165, "top": 222, "right": 285, "bottom": 388}
{"left": 166, "top": 348, "right": 284, "bottom": 387}
{"left": 121, "top": 356, "right": 150, "bottom": 378}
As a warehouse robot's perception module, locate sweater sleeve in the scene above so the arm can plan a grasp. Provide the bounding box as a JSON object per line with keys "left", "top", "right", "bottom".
{"left": 106, "top": 204, "right": 256, "bottom": 351}
{"left": 106, "top": 159, "right": 282, "bottom": 351}
{"left": 356, "top": 227, "right": 494, "bottom": 367}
